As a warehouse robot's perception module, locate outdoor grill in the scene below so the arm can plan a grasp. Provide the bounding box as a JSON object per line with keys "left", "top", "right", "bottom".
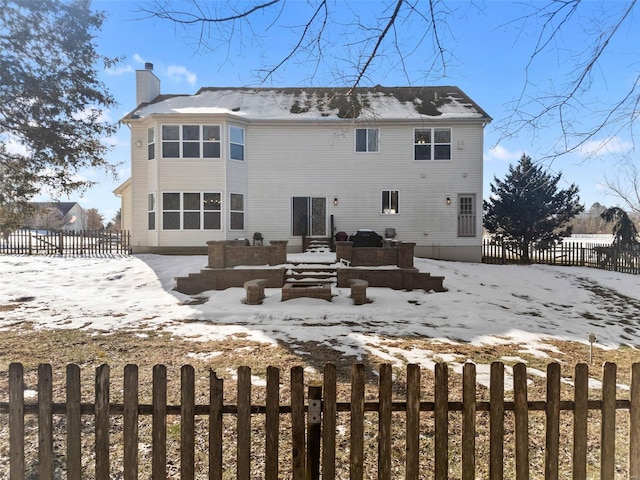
{"left": 349, "top": 229, "right": 383, "bottom": 247}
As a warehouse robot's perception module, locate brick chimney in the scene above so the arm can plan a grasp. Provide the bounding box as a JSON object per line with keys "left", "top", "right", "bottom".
{"left": 136, "top": 62, "right": 160, "bottom": 105}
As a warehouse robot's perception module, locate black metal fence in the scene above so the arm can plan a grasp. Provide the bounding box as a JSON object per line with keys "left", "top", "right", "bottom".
{"left": 0, "top": 229, "right": 130, "bottom": 255}
{"left": 482, "top": 239, "right": 640, "bottom": 274}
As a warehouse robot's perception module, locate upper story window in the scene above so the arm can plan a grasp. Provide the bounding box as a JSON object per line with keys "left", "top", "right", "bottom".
{"left": 355, "top": 128, "right": 379, "bottom": 152}
{"left": 414, "top": 128, "right": 451, "bottom": 160}
{"left": 147, "top": 126, "right": 155, "bottom": 160}
{"left": 381, "top": 190, "right": 399, "bottom": 214}
{"left": 229, "top": 126, "right": 245, "bottom": 161}
{"left": 161, "top": 125, "right": 221, "bottom": 159}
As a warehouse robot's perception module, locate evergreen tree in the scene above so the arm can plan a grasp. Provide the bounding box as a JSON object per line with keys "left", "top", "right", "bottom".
{"left": 0, "top": 0, "right": 118, "bottom": 233}
{"left": 483, "top": 154, "right": 584, "bottom": 262}
{"left": 600, "top": 207, "right": 639, "bottom": 246}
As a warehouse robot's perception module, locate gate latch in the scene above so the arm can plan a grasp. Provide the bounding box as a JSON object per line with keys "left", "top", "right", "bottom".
{"left": 308, "top": 399, "right": 322, "bottom": 424}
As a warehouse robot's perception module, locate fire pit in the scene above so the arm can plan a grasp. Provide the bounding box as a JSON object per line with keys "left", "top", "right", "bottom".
{"left": 281, "top": 283, "right": 332, "bottom": 302}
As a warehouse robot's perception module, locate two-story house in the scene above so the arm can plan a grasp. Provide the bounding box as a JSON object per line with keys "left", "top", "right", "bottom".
{"left": 115, "top": 64, "right": 491, "bottom": 261}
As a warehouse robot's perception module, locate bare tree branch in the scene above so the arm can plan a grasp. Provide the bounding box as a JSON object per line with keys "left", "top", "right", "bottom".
{"left": 498, "top": 0, "right": 639, "bottom": 161}
{"left": 603, "top": 156, "right": 640, "bottom": 215}
{"left": 348, "top": 0, "right": 404, "bottom": 92}
{"left": 145, "top": 0, "right": 281, "bottom": 25}
{"left": 259, "top": 1, "right": 328, "bottom": 85}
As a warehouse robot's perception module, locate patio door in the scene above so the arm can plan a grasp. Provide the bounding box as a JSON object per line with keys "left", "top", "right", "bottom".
{"left": 292, "top": 197, "right": 326, "bottom": 236}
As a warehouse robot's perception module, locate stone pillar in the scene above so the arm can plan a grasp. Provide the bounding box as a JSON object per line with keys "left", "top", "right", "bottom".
{"left": 398, "top": 242, "right": 415, "bottom": 269}
{"left": 335, "top": 241, "right": 353, "bottom": 265}
{"left": 207, "top": 241, "right": 225, "bottom": 269}
{"left": 269, "top": 240, "right": 288, "bottom": 265}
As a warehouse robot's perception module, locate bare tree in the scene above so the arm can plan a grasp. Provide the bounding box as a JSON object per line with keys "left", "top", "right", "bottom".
{"left": 145, "top": 1, "right": 638, "bottom": 141}
{"left": 86, "top": 208, "right": 104, "bottom": 231}
{"left": 142, "top": 0, "right": 457, "bottom": 89}
{"left": 145, "top": 0, "right": 640, "bottom": 204}
{"left": 603, "top": 155, "right": 640, "bottom": 215}
{"left": 496, "top": 0, "right": 639, "bottom": 160}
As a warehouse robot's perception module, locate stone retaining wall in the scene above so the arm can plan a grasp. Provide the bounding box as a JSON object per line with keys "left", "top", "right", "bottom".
{"left": 175, "top": 268, "right": 285, "bottom": 295}
{"left": 335, "top": 241, "right": 415, "bottom": 268}
{"left": 207, "top": 240, "right": 288, "bottom": 268}
{"left": 337, "top": 268, "right": 446, "bottom": 292}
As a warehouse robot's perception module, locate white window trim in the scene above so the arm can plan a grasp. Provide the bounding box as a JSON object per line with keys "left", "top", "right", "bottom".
{"left": 160, "top": 124, "right": 222, "bottom": 159}
{"left": 229, "top": 192, "right": 245, "bottom": 230}
{"left": 413, "top": 127, "right": 452, "bottom": 161}
{"left": 381, "top": 189, "right": 399, "bottom": 215}
{"left": 355, "top": 128, "right": 379, "bottom": 153}
{"left": 161, "top": 192, "right": 223, "bottom": 231}
{"left": 148, "top": 192, "right": 156, "bottom": 230}
{"left": 147, "top": 126, "right": 155, "bottom": 161}
{"left": 229, "top": 125, "right": 245, "bottom": 161}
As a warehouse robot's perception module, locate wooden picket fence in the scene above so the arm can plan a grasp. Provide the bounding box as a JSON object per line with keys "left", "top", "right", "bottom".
{"left": 1, "top": 362, "right": 639, "bottom": 479}
{"left": 0, "top": 229, "right": 131, "bottom": 255}
{"left": 482, "top": 239, "right": 640, "bottom": 274}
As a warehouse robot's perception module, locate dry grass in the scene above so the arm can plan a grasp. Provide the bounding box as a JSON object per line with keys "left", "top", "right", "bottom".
{"left": 1, "top": 304, "right": 638, "bottom": 478}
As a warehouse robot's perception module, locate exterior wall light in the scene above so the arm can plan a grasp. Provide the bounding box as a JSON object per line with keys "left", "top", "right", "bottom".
{"left": 135, "top": 140, "right": 143, "bottom": 148}
{"left": 446, "top": 196, "right": 451, "bottom": 205}
{"left": 334, "top": 197, "right": 339, "bottom": 206}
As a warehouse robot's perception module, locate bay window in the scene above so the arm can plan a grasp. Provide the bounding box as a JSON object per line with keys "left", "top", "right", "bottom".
{"left": 162, "top": 192, "right": 221, "bottom": 230}
{"left": 161, "top": 125, "right": 221, "bottom": 159}
{"left": 229, "top": 126, "right": 245, "bottom": 161}
{"left": 230, "top": 193, "right": 245, "bottom": 230}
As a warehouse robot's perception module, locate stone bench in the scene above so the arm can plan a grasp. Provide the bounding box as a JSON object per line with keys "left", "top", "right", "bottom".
{"left": 244, "top": 279, "right": 268, "bottom": 305}
{"left": 348, "top": 279, "right": 370, "bottom": 305}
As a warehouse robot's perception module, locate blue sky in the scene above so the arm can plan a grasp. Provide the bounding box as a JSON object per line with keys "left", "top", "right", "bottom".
{"left": 58, "top": 0, "right": 639, "bottom": 223}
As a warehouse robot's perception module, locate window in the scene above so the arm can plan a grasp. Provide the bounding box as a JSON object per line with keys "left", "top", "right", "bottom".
{"left": 162, "top": 192, "right": 222, "bottom": 230}
{"left": 162, "top": 193, "right": 181, "bottom": 229}
{"left": 229, "top": 126, "right": 245, "bottom": 161}
{"left": 203, "top": 125, "right": 221, "bottom": 158}
{"left": 458, "top": 194, "right": 476, "bottom": 237}
{"left": 147, "top": 126, "right": 155, "bottom": 160}
{"left": 162, "top": 126, "right": 180, "bottom": 158}
{"left": 148, "top": 193, "right": 155, "bottom": 230}
{"left": 355, "top": 128, "right": 379, "bottom": 152}
{"left": 414, "top": 128, "right": 451, "bottom": 160}
{"left": 381, "top": 190, "right": 399, "bottom": 214}
{"left": 161, "top": 125, "right": 221, "bottom": 159}
{"left": 183, "top": 192, "right": 201, "bottom": 229}
{"left": 204, "top": 193, "right": 222, "bottom": 229}
{"left": 230, "top": 193, "right": 244, "bottom": 230}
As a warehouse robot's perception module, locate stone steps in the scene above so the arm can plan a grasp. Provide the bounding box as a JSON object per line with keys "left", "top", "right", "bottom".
{"left": 305, "top": 237, "right": 332, "bottom": 253}
{"left": 285, "top": 263, "right": 337, "bottom": 285}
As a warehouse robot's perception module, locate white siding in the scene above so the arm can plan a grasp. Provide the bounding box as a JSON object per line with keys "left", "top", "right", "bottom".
{"left": 244, "top": 120, "right": 484, "bottom": 255}
{"left": 125, "top": 114, "right": 485, "bottom": 260}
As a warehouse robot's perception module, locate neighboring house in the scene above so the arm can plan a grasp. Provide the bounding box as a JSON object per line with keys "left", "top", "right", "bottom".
{"left": 116, "top": 63, "right": 491, "bottom": 261}
{"left": 23, "top": 202, "right": 88, "bottom": 232}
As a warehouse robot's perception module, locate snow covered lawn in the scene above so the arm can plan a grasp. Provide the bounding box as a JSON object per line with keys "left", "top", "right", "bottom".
{"left": 2, "top": 252, "right": 639, "bottom": 375}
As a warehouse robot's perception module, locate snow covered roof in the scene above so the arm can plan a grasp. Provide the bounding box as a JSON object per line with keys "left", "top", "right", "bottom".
{"left": 124, "top": 86, "right": 491, "bottom": 122}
